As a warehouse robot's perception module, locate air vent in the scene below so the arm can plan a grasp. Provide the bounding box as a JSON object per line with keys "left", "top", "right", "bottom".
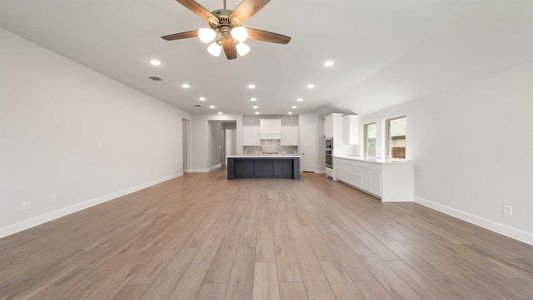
{"left": 194, "top": 104, "right": 201, "bottom": 108}
{"left": 149, "top": 76, "right": 162, "bottom": 81}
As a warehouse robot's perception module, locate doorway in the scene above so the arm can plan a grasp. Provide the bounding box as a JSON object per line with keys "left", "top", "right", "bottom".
{"left": 207, "top": 120, "right": 237, "bottom": 168}
{"left": 222, "top": 122, "right": 237, "bottom": 165}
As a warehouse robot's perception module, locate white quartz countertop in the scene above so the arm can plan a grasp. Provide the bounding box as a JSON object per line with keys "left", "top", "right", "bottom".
{"left": 227, "top": 154, "right": 300, "bottom": 158}
{"left": 334, "top": 155, "right": 412, "bottom": 164}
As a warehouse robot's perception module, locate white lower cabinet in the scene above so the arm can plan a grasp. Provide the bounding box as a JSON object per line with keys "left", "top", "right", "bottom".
{"left": 333, "top": 157, "right": 412, "bottom": 202}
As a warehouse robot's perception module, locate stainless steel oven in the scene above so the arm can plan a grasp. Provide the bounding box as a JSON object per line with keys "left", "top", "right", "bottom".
{"left": 325, "top": 138, "right": 333, "bottom": 169}
{"left": 325, "top": 149, "right": 333, "bottom": 168}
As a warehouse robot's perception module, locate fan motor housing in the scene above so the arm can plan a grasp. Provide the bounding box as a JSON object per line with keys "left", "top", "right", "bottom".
{"left": 212, "top": 8, "right": 233, "bottom": 37}
{"left": 212, "top": 9, "right": 232, "bottom": 23}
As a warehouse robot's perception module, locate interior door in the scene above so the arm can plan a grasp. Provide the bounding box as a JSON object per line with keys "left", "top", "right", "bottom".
{"left": 300, "top": 123, "right": 317, "bottom": 172}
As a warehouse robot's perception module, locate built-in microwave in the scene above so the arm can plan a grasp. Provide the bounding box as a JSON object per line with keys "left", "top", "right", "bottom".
{"left": 325, "top": 138, "right": 333, "bottom": 149}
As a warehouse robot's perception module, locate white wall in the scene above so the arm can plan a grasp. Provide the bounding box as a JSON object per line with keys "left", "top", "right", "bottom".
{"left": 0, "top": 28, "right": 190, "bottom": 237}
{"left": 358, "top": 63, "right": 533, "bottom": 244}
{"left": 225, "top": 129, "right": 236, "bottom": 158}
{"left": 190, "top": 114, "right": 243, "bottom": 171}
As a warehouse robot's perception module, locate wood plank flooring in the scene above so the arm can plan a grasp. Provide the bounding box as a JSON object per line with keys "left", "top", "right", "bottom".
{"left": 1, "top": 170, "right": 532, "bottom": 299}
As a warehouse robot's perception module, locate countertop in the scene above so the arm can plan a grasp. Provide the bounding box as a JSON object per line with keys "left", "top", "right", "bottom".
{"left": 334, "top": 155, "right": 412, "bottom": 164}
{"left": 227, "top": 154, "right": 300, "bottom": 158}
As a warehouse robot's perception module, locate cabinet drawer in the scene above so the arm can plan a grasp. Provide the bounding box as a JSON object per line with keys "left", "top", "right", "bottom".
{"left": 336, "top": 158, "right": 381, "bottom": 172}
{"left": 344, "top": 169, "right": 362, "bottom": 187}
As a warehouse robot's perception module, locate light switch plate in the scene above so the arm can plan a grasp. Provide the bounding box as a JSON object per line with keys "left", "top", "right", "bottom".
{"left": 22, "top": 200, "right": 31, "bottom": 209}
{"left": 503, "top": 205, "right": 513, "bottom": 216}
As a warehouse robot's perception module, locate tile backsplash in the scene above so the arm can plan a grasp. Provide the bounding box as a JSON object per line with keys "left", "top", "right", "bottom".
{"left": 244, "top": 139, "right": 298, "bottom": 154}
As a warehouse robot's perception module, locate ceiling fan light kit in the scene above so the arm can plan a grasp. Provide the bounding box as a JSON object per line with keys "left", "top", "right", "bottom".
{"left": 198, "top": 27, "right": 217, "bottom": 43}
{"left": 162, "top": 0, "right": 291, "bottom": 60}
{"left": 236, "top": 42, "right": 251, "bottom": 56}
{"left": 231, "top": 26, "right": 248, "bottom": 42}
{"left": 207, "top": 41, "right": 222, "bottom": 56}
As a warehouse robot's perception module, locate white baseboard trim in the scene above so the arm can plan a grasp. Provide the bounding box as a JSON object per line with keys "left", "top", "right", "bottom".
{"left": 188, "top": 163, "right": 222, "bottom": 173}
{"left": 0, "top": 173, "right": 181, "bottom": 239}
{"left": 415, "top": 196, "right": 533, "bottom": 245}
{"left": 315, "top": 169, "right": 326, "bottom": 174}
{"left": 209, "top": 163, "right": 222, "bottom": 171}
{"left": 185, "top": 169, "right": 207, "bottom": 172}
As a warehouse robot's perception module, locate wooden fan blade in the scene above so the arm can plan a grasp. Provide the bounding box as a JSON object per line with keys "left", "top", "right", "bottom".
{"left": 230, "top": 0, "right": 270, "bottom": 25}
{"left": 161, "top": 30, "right": 198, "bottom": 41}
{"left": 247, "top": 28, "right": 291, "bottom": 44}
{"left": 222, "top": 38, "right": 237, "bottom": 60}
{"left": 176, "top": 0, "right": 218, "bottom": 25}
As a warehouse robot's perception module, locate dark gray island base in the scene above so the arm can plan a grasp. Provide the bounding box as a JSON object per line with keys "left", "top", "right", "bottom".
{"left": 227, "top": 156, "right": 300, "bottom": 180}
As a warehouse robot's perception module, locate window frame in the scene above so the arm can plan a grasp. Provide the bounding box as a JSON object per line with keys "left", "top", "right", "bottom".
{"left": 363, "top": 122, "right": 377, "bottom": 159}
{"left": 385, "top": 116, "right": 406, "bottom": 159}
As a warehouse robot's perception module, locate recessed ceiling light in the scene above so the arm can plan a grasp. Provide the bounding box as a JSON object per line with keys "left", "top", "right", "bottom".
{"left": 209, "top": 105, "right": 215, "bottom": 109}
{"left": 307, "top": 84, "right": 315, "bottom": 89}
{"left": 297, "top": 97, "right": 303, "bottom": 102}
{"left": 218, "top": 111, "right": 223, "bottom": 115}
{"left": 149, "top": 59, "right": 161, "bottom": 66}
{"left": 291, "top": 105, "right": 297, "bottom": 109}
{"left": 255, "top": 112, "right": 260, "bottom": 115}
{"left": 181, "top": 83, "right": 191, "bottom": 89}
{"left": 199, "top": 97, "right": 206, "bottom": 101}
{"left": 288, "top": 112, "right": 293, "bottom": 115}
{"left": 252, "top": 105, "right": 259, "bottom": 109}
{"left": 324, "top": 60, "right": 335, "bottom": 67}
{"left": 248, "top": 84, "right": 256, "bottom": 89}
{"left": 250, "top": 97, "right": 257, "bottom": 102}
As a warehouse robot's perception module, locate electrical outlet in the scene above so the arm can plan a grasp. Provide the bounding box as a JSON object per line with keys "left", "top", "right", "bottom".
{"left": 50, "top": 194, "right": 57, "bottom": 203}
{"left": 503, "top": 205, "right": 513, "bottom": 216}
{"left": 22, "top": 200, "right": 31, "bottom": 210}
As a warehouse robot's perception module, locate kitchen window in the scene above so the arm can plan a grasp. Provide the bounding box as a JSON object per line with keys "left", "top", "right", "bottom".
{"left": 385, "top": 116, "right": 406, "bottom": 159}
{"left": 363, "top": 123, "right": 377, "bottom": 158}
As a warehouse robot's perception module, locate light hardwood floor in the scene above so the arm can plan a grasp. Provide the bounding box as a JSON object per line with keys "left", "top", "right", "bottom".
{"left": 1, "top": 170, "right": 532, "bottom": 299}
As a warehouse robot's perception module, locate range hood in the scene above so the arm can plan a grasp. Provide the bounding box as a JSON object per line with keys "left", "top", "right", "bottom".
{"left": 259, "top": 119, "right": 282, "bottom": 140}
{"left": 260, "top": 133, "right": 282, "bottom": 140}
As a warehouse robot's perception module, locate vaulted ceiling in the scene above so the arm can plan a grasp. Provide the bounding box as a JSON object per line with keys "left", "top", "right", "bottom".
{"left": 1, "top": 0, "right": 531, "bottom": 115}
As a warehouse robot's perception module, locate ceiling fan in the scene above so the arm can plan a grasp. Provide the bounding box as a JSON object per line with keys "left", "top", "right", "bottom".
{"left": 162, "top": 0, "right": 291, "bottom": 60}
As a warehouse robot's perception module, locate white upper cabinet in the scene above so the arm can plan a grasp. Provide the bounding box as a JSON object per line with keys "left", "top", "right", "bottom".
{"left": 281, "top": 126, "right": 298, "bottom": 145}
{"left": 260, "top": 119, "right": 282, "bottom": 139}
{"left": 324, "top": 114, "right": 333, "bottom": 138}
{"left": 243, "top": 126, "right": 260, "bottom": 146}
{"left": 343, "top": 115, "right": 360, "bottom": 145}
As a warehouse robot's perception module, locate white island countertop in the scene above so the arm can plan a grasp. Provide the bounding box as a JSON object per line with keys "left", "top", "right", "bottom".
{"left": 334, "top": 155, "right": 412, "bottom": 164}
{"left": 227, "top": 154, "right": 300, "bottom": 158}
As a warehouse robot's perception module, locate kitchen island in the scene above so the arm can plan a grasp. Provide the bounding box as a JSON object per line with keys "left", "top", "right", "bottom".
{"left": 226, "top": 155, "right": 300, "bottom": 180}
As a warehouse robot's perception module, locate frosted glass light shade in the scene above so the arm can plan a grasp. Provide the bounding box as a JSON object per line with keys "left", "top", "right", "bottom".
{"left": 231, "top": 27, "right": 248, "bottom": 42}
{"left": 236, "top": 42, "right": 251, "bottom": 56}
{"left": 207, "top": 42, "right": 222, "bottom": 56}
{"left": 198, "top": 28, "right": 217, "bottom": 43}
{"left": 207, "top": 42, "right": 222, "bottom": 57}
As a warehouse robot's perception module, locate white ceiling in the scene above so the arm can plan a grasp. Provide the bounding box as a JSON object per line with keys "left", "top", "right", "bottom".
{"left": 1, "top": 0, "right": 531, "bottom": 115}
